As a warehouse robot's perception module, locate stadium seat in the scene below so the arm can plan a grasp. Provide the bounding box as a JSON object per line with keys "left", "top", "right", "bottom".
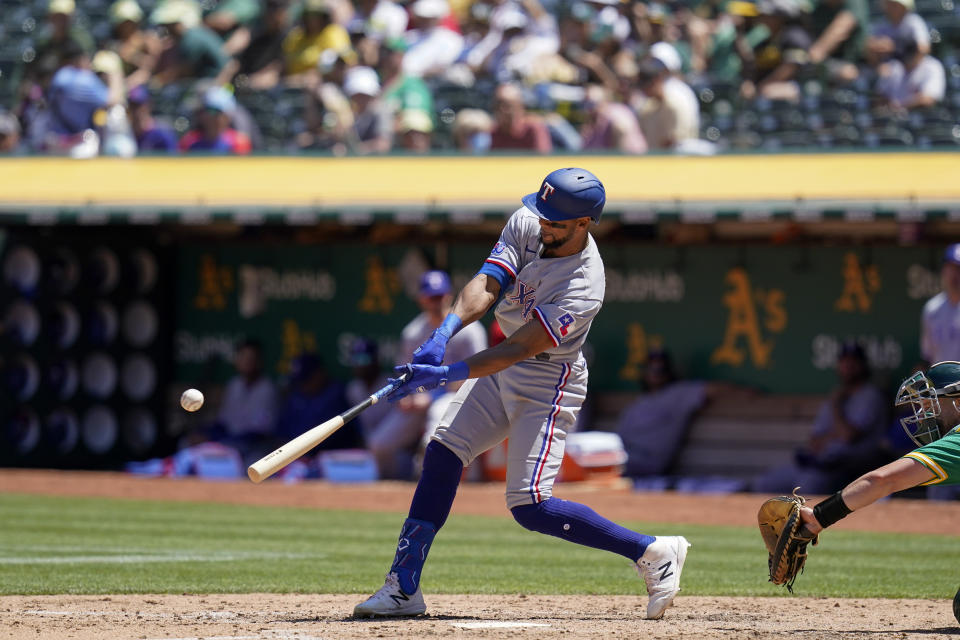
{"left": 915, "top": 123, "right": 960, "bottom": 147}
{"left": 830, "top": 124, "right": 863, "bottom": 146}
{"left": 864, "top": 124, "right": 915, "bottom": 147}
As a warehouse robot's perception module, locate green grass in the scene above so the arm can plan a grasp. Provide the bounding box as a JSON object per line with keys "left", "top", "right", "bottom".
{"left": 0, "top": 493, "right": 956, "bottom": 598}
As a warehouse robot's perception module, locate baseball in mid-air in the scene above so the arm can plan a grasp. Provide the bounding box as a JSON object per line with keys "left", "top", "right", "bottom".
{"left": 180, "top": 388, "right": 204, "bottom": 412}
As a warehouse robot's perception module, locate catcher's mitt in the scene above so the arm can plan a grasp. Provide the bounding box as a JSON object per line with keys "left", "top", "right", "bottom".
{"left": 757, "top": 487, "right": 818, "bottom": 592}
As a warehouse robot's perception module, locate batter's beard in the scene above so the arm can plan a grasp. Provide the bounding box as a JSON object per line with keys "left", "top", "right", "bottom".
{"left": 539, "top": 230, "right": 573, "bottom": 251}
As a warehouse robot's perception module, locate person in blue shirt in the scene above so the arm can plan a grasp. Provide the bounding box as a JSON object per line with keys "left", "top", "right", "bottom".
{"left": 276, "top": 353, "right": 361, "bottom": 450}
{"left": 178, "top": 86, "right": 252, "bottom": 153}
{"left": 47, "top": 45, "right": 108, "bottom": 136}
{"left": 127, "top": 85, "right": 178, "bottom": 152}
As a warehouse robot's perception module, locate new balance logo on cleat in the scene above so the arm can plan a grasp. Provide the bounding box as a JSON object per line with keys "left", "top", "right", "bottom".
{"left": 353, "top": 572, "right": 427, "bottom": 618}
{"left": 657, "top": 562, "right": 674, "bottom": 582}
{"left": 635, "top": 536, "right": 691, "bottom": 620}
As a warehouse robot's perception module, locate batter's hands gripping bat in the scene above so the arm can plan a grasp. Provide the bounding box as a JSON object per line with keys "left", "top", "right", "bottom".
{"left": 247, "top": 371, "right": 410, "bottom": 483}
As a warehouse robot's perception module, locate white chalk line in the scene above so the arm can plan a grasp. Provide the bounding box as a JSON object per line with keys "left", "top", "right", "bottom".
{"left": 143, "top": 636, "right": 326, "bottom": 640}
{"left": 0, "top": 550, "right": 325, "bottom": 565}
{"left": 143, "top": 631, "right": 326, "bottom": 640}
{"left": 450, "top": 621, "right": 552, "bottom": 629}
{"left": 21, "top": 610, "right": 239, "bottom": 620}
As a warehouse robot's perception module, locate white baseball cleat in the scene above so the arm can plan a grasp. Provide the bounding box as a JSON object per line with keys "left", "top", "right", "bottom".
{"left": 636, "top": 535, "right": 691, "bottom": 620}
{"left": 353, "top": 572, "right": 427, "bottom": 618}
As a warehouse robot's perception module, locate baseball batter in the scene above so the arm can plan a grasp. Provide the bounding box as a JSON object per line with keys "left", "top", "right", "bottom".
{"left": 354, "top": 168, "right": 690, "bottom": 620}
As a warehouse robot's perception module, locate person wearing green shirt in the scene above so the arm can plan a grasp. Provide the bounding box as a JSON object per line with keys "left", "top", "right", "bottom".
{"left": 377, "top": 38, "right": 434, "bottom": 120}
{"left": 205, "top": 0, "right": 263, "bottom": 35}
{"left": 808, "top": 0, "right": 869, "bottom": 81}
{"left": 150, "top": 0, "right": 236, "bottom": 83}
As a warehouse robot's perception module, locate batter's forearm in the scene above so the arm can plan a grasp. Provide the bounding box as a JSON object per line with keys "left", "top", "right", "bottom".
{"left": 450, "top": 274, "right": 500, "bottom": 325}
{"left": 460, "top": 319, "right": 555, "bottom": 379}
{"left": 462, "top": 341, "right": 538, "bottom": 379}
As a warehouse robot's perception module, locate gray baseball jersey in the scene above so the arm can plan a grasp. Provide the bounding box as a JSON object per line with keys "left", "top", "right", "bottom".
{"left": 433, "top": 207, "right": 605, "bottom": 508}
{"left": 486, "top": 207, "right": 605, "bottom": 362}
{"left": 921, "top": 292, "right": 960, "bottom": 363}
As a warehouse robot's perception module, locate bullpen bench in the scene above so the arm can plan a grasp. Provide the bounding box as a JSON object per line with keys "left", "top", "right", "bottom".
{"left": 589, "top": 391, "right": 824, "bottom": 486}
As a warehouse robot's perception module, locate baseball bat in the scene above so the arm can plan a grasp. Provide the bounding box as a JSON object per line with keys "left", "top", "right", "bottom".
{"left": 247, "top": 371, "right": 410, "bottom": 484}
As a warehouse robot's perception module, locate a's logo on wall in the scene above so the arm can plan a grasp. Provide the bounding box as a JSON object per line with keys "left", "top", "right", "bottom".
{"left": 359, "top": 256, "right": 401, "bottom": 314}
{"left": 619, "top": 323, "right": 664, "bottom": 382}
{"left": 540, "top": 182, "right": 556, "bottom": 201}
{"left": 835, "top": 252, "right": 880, "bottom": 313}
{"left": 509, "top": 279, "right": 537, "bottom": 318}
{"left": 711, "top": 267, "right": 787, "bottom": 369}
{"left": 194, "top": 254, "right": 234, "bottom": 311}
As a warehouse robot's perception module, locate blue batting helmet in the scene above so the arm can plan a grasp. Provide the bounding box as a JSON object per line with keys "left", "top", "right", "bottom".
{"left": 521, "top": 167, "right": 606, "bottom": 223}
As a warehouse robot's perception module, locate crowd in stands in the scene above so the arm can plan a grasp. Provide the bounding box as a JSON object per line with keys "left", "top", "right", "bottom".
{"left": 0, "top": 0, "right": 957, "bottom": 155}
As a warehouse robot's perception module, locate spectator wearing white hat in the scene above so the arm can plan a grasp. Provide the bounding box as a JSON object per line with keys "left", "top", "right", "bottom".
{"left": 343, "top": 66, "right": 394, "bottom": 154}
{"left": 151, "top": 0, "right": 238, "bottom": 84}
{"left": 403, "top": 0, "right": 465, "bottom": 78}
{"left": 648, "top": 42, "right": 699, "bottom": 136}
{"left": 876, "top": 33, "right": 945, "bottom": 110}
{"left": 353, "top": 0, "right": 408, "bottom": 42}
{"left": 634, "top": 57, "right": 699, "bottom": 150}
{"left": 105, "top": 0, "right": 161, "bottom": 88}
{"left": 866, "top": 0, "right": 930, "bottom": 67}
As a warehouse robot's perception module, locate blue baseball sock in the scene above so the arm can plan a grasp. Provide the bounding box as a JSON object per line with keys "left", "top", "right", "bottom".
{"left": 390, "top": 518, "right": 437, "bottom": 595}
{"left": 511, "top": 498, "right": 654, "bottom": 562}
{"left": 408, "top": 440, "right": 463, "bottom": 528}
{"left": 390, "top": 441, "right": 463, "bottom": 594}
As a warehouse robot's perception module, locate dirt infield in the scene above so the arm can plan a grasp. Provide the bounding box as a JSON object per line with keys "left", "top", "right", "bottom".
{"left": 2, "top": 470, "right": 959, "bottom": 639}
{"left": 3, "top": 593, "right": 958, "bottom": 640}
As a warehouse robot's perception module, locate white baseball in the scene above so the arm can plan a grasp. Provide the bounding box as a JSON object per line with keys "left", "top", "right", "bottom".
{"left": 180, "top": 388, "right": 204, "bottom": 412}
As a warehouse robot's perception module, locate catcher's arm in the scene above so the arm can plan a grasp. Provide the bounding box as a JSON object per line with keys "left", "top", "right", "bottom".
{"left": 757, "top": 488, "right": 819, "bottom": 593}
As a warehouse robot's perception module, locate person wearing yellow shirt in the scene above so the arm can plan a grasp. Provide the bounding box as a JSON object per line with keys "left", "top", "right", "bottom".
{"left": 283, "top": 0, "right": 351, "bottom": 76}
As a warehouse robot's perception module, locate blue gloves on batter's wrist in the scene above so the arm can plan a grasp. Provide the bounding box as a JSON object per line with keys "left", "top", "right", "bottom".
{"left": 388, "top": 362, "right": 470, "bottom": 401}
{"left": 412, "top": 313, "right": 462, "bottom": 366}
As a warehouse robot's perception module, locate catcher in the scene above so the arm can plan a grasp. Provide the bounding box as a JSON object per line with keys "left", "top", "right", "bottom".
{"left": 759, "top": 361, "right": 960, "bottom": 596}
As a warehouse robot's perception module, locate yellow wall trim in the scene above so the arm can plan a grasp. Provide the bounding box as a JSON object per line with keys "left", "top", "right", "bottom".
{"left": 1, "top": 153, "right": 957, "bottom": 208}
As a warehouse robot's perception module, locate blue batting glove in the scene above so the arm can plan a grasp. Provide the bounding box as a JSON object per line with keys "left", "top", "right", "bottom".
{"left": 412, "top": 314, "right": 462, "bottom": 366}
{"left": 387, "top": 362, "right": 469, "bottom": 401}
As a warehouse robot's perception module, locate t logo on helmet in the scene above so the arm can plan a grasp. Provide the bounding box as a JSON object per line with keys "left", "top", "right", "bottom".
{"left": 539, "top": 182, "right": 556, "bottom": 201}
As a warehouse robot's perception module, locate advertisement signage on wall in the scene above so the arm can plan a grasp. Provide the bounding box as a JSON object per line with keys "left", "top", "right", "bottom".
{"left": 175, "top": 243, "right": 945, "bottom": 394}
